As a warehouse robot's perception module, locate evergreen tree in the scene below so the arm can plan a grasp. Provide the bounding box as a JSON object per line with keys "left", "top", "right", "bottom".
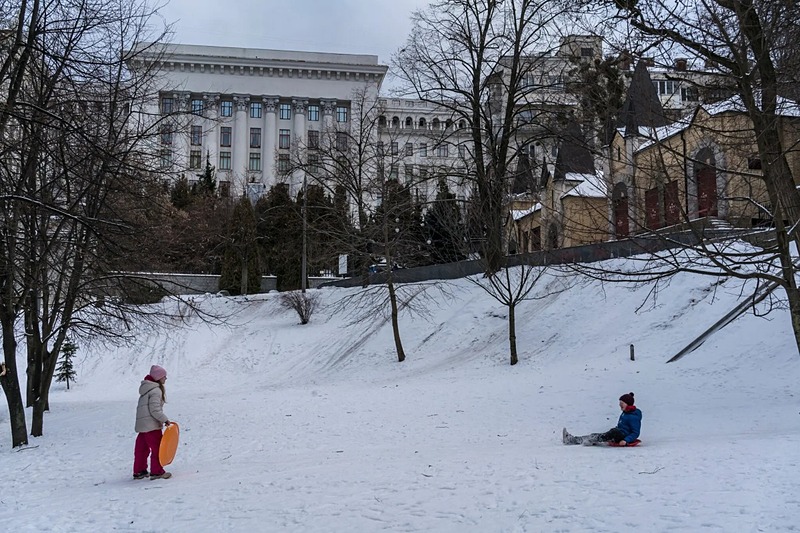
{"left": 568, "top": 54, "right": 626, "bottom": 147}
{"left": 302, "top": 184, "right": 339, "bottom": 277}
{"left": 256, "top": 183, "right": 301, "bottom": 291}
{"left": 55, "top": 339, "right": 78, "bottom": 390}
{"left": 372, "top": 179, "right": 424, "bottom": 267}
{"left": 425, "top": 179, "right": 466, "bottom": 264}
{"left": 170, "top": 174, "right": 192, "bottom": 209}
{"left": 219, "top": 196, "right": 261, "bottom": 295}
{"left": 194, "top": 152, "right": 217, "bottom": 197}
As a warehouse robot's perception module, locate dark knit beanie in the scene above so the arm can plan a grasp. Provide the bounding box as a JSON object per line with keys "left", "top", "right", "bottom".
{"left": 619, "top": 392, "right": 635, "bottom": 406}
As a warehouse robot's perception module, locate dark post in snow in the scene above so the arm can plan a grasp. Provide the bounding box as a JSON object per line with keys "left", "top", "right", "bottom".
{"left": 630, "top": 344, "right": 635, "bottom": 361}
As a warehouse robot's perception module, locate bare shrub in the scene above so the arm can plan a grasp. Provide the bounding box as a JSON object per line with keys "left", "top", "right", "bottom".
{"left": 280, "top": 291, "right": 319, "bottom": 325}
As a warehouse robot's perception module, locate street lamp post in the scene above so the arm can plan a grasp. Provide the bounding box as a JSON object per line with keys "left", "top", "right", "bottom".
{"left": 301, "top": 173, "right": 307, "bottom": 293}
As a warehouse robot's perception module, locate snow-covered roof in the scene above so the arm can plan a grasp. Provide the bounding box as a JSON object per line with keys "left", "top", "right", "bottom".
{"left": 510, "top": 203, "right": 542, "bottom": 220}
{"left": 561, "top": 171, "right": 607, "bottom": 199}
{"left": 636, "top": 94, "right": 800, "bottom": 153}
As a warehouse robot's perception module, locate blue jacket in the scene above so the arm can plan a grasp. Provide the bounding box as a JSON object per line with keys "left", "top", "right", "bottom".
{"left": 616, "top": 408, "right": 642, "bottom": 443}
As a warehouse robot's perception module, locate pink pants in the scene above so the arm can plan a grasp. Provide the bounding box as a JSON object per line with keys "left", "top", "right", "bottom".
{"left": 133, "top": 429, "right": 164, "bottom": 475}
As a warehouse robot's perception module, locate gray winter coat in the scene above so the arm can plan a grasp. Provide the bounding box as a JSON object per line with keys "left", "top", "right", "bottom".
{"left": 135, "top": 380, "right": 168, "bottom": 433}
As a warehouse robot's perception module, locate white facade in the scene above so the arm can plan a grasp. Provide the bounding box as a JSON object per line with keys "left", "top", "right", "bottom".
{"left": 376, "top": 98, "right": 472, "bottom": 204}
{"left": 131, "top": 43, "right": 388, "bottom": 196}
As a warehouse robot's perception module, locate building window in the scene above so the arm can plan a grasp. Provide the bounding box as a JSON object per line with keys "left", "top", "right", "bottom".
{"left": 191, "top": 99, "right": 203, "bottom": 116}
{"left": 190, "top": 125, "right": 202, "bottom": 146}
{"left": 308, "top": 130, "right": 320, "bottom": 150}
{"left": 279, "top": 103, "right": 291, "bottom": 120}
{"left": 160, "top": 97, "right": 174, "bottom": 114}
{"left": 220, "top": 126, "right": 232, "bottom": 147}
{"left": 336, "top": 131, "right": 348, "bottom": 151}
{"left": 249, "top": 153, "right": 261, "bottom": 171}
{"left": 336, "top": 106, "right": 348, "bottom": 122}
{"left": 250, "top": 128, "right": 261, "bottom": 148}
{"left": 681, "top": 86, "right": 699, "bottom": 102}
{"left": 250, "top": 102, "right": 262, "bottom": 119}
{"left": 189, "top": 150, "right": 202, "bottom": 169}
{"left": 521, "top": 75, "right": 534, "bottom": 88}
{"left": 655, "top": 80, "right": 677, "bottom": 95}
{"left": 419, "top": 143, "right": 427, "bottom": 157}
{"left": 377, "top": 141, "right": 384, "bottom": 157}
{"left": 279, "top": 129, "right": 291, "bottom": 149}
{"left": 219, "top": 151, "right": 231, "bottom": 170}
{"left": 405, "top": 143, "right": 413, "bottom": 156}
{"left": 220, "top": 100, "right": 233, "bottom": 117}
{"left": 580, "top": 47, "right": 593, "bottom": 57}
{"left": 159, "top": 149, "right": 172, "bottom": 169}
{"left": 418, "top": 165, "right": 428, "bottom": 180}
{"left": 748, "top": 156, "right": 762, "bottom": 170}
{"left": 278, "top": 154, "right": 290, "bottom": 174}
{"left": 458, "top": 144, "right": 466, "bottom": 158}
{"left": 437, "top": 144, "right": 448, "bottom": 157}
{"left": 390, "top": 164, "right": 399, "bottom": 180}
{"left": 218, "top": 181, "right": 230, "bottom": 197}
{"left": 308, "top": 105, "right": 320, "bottom": 121}
{"left": 405, "top": 164, "right": 414, "bottom": 183}
{"left": 391, "top": 142, "right": 398, "bottom": 156}
{"left": 308, "top": 154, "right": 320, "bottom": 175}
{"left": 160, "top": 126, "right": 172, "bottom": 145}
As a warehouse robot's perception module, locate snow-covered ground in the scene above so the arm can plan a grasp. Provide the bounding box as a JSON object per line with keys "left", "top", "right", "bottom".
{"left": 1, "top": 257, "right": 799, "bottom": 532}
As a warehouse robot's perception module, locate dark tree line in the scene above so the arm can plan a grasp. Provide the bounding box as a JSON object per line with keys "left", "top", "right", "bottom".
{"left": 156, "top": 175, "right": 470, "bottom": 295}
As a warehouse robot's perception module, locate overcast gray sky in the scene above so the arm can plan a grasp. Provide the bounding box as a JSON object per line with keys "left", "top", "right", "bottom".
{"left": 159, "top": 0, "right": 429, "bottom": 67}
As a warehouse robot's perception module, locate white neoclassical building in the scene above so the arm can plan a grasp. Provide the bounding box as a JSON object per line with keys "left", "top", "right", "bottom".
{"left": 131, "top": 43, "right": 388, "bottom": 196}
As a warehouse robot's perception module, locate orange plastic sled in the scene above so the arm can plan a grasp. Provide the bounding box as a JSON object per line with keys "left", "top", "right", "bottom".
{"left": 159, "top": 422, "right": 180, "bottom": 466}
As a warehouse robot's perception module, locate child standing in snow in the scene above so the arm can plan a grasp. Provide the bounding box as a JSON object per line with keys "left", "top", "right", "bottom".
{"left": 563, "top": 392, "right": 642, "bottom": 446}
{"left": 133, "top": 364, "right": 172, "bottom": 479}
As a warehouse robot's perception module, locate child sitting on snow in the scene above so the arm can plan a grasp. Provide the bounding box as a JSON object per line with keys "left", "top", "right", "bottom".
{"left": 563, "top": 392, "right": 642, "bottom": 446}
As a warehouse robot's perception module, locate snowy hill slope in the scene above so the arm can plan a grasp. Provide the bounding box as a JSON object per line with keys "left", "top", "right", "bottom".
{"left": 1, "top": 256, "right": 799, "bottom": 532}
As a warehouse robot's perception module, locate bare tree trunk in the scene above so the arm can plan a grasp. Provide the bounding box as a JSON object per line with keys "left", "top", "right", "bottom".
{"left": 508, "top": 302, "right": 518, "bottom": 366}
{"left": 387, "top": 272, "right": 406, "bottom": 363}
{"left": 31, "top": 346, "right": 60, "bottom": 437}
{"left": 1, "top": 320, "right": 28, "bottom": 447}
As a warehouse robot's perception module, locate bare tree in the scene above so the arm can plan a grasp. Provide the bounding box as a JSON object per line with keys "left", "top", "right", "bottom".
{"left": 393, "top": 0, "right": 584, "bottom": 275}
{"left": 288, "top": 87, "right": 437, "bottom": 362}
{"left": 467, "top": 264, "right": 550, "bottom": 364}
{"left": 0, "top": 0, "right": 178, "bottom": 445}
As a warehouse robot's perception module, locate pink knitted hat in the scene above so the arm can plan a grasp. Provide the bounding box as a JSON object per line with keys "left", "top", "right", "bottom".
{"left": 149, "top": 365, "right": 167, "bottom": 381}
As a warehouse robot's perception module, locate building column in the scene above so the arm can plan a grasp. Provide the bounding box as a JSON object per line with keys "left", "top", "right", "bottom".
{"left": 233, "top": 94, "right": 250, "bottom": 191}
{"left": 321, "top": 99, "right": 336, "bottom": 134}
{"left": 263, "top": 96, "right": 279, "bottom": 188}
{"left": 202, "top": 93, "right": 219, "bottom": 178}
{"left": 174, "top": 92, "right": 191, "bottom": 175}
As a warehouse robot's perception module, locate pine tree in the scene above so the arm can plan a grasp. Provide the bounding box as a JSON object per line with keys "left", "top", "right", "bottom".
{"left": 425, "top": 179, "right": 466, "bottom": 264}
{"left": 55, "top": 339, "right": 78, "bottom": 390}
{"left": 219, "top": 196, "right": 261, "bottom": 295}
{"left": 256, "top": 183, "right": 301, "bottom": 291}
{"left": 194, "top": 152, "right": 216, "bottom": 197}
{"left": 170, "top": 174, "right": 192, "bottom": 209}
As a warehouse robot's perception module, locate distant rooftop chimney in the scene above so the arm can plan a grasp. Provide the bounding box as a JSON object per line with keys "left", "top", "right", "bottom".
{"left": 675, "top": 58, "right": 688, "bottom": 71}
